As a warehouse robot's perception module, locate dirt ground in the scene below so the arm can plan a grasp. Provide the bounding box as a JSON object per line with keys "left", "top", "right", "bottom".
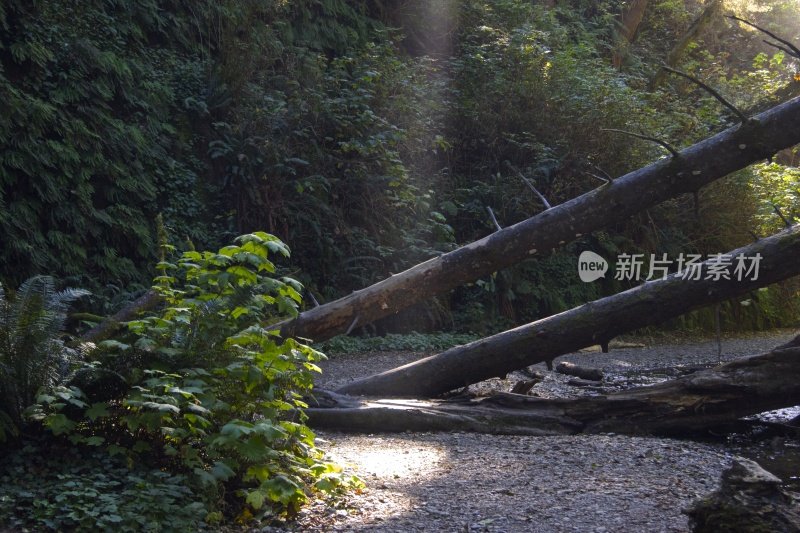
{"left": 261, "top": 329, "right": 799, "bottom": 532}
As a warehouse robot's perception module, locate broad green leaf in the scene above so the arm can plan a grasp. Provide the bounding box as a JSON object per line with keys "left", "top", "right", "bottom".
{"left": 85, "top": 402, "right": 110, "bottom": 421}
{"left": 46, "top": 414, "right": 76, "bottom": 435}
{"left": 246, "top": 490, "right": 266, "bottom": 510}
{"left": 141, "top": 402, "right": 180, "bottom": 414}
{"left": 211, "top": 461, "right": 236, "bottom": 481}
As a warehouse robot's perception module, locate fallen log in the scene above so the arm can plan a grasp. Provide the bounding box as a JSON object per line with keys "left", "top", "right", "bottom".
{"left": 308, "top": 337, "right": 800, "bottom": 436}
{"left": 556, "top": 362, "right": 604, "bottom": 382}
{"left": 278, "top": 96, "right": 800, "bottom": 343}
{"left": 80, "top": 289, "right": 161, "bottom": 344}
{"left": 337, "top": 225, "right": 800, "bottom": 398}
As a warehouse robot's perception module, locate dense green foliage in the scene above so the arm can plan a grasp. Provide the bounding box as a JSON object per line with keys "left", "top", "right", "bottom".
{"left": 0, "top": 276, "right": 87, "bottom": 441}
{"left": 0, "top": 1, "right": 214, "bottom": 287}
{"left": 2, "top": 0, "right": 797, "bottom": 329}
{"left": 0, "top": 0, "right": 799, "bottom": 528}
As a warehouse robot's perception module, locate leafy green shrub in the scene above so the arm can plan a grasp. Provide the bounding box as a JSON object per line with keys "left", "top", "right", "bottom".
{"left": 0, "top": 276, "right": 88, "bottom": 442}
{"left": 33, "top": 233, "right": 358, "bottom": 521}
{"left": 0, "top": 442, "right": 207, "bottom": 532}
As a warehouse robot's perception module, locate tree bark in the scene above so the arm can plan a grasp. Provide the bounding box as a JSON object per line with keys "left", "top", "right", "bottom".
{"left": 336, "top": 225, "right": 800, "bottom": 398}
{"left": 79, "top": 289, "right": 160, "bottom": 344}
{"left": 650, "top": 0, "right": 721, "bottom": 89}
{"left": 612, "top": 0, "right": 649, "bottom": 69}
{"left": 276, "top": 96, "right": 800, "bottom": 343}
{"left": 308, "top": 337, "right": 800, "bottom": 436}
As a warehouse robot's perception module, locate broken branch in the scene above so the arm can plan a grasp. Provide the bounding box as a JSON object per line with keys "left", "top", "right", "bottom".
{"left": 772, "top": 203, "right": 793, "bottom": 228}
{"left": 601, "top": 128, "right": 680, "bottom": 158}
{"left": 662, "top": 65, "right": 748, "bottom": 124}
{"left": 727, "top": 15, "right": 800, "bottom": 59}
{"left": 487, "top": 206, "right": 503, "bottom": 231}
{"left": 507, "top": 163, "right": 553, "bottom": 209}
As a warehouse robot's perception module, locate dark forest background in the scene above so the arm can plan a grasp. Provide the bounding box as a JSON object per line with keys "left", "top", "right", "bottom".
{"left": 2, "top": 0, "right": 799, "bottom": 334}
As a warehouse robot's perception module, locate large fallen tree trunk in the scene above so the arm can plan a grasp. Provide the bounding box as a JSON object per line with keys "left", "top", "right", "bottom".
{"left": 337, "top": 225, "right": 800, "bottom": 398}
{"left": 278, "top": 96, "right": 800, "bottom": 342}
{"left": 308, "top": 336, "right": 800, "bottom": 436}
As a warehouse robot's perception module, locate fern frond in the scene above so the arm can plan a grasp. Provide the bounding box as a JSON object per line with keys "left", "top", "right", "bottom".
{"left": 52, "top": 287, "right": 92, "bottom": 315}
{"left": 0, "top": 408, "right": 19, "bottom": 443}
{"left": 0, "top": 276, "right": 88, "bottom": 432}
{"left": 0, "top": 283, "right": 10, "bottom": 356}
{"left": 10, "top": 276, "right": 55, "bottom": 338}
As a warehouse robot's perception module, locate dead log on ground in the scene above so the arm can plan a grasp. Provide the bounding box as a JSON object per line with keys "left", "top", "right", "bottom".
{"left": 277, "top": 96, "right": 800, "bottom": 343}
{"left": 308, "top": 338, "right": 800, "bottom": 436}
{"left": 337, "top": 225, "right": 800, "bottom": 398}
{"left": 556, "top": 362, "right": 604, "bottom": 381}
{"left": 80, "top": 289, "right": 161, "bottom": 344}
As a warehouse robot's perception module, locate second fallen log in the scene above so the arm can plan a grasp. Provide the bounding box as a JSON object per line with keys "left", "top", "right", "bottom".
{"left": 308, "top": 337, "right": 800, "bottom": 436}
{"left": 337, "top": 225, "right": 800, "bottom": 398}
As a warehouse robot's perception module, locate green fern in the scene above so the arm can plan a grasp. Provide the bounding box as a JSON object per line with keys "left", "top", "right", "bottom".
{"left": 0, "top": 276, "right": 88, "bottom": 441}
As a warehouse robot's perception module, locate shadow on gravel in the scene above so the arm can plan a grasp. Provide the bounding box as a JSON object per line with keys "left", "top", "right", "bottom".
{"left": 311, "top": 329, "right": 800, "bottom": 532}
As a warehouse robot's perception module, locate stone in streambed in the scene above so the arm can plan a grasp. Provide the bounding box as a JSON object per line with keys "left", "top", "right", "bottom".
{"left": 685, "top": 457, "right": 800, "bottom": 532}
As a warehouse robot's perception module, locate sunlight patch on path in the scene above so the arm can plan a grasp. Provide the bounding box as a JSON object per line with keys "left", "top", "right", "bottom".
{"left": 322, "top": 435, "right": 449, "bottom": 480}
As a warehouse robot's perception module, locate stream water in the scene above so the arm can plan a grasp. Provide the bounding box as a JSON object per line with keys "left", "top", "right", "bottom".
{"left": 733, "top": 406, "right": 800, "bottom": 492}
{"left": 615, "top": 366, "right": 800, "bottom": 492}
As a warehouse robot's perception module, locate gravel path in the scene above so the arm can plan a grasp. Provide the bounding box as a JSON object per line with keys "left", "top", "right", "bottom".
{"left": 272, "top": 329, "right": 798, "bottom": 532}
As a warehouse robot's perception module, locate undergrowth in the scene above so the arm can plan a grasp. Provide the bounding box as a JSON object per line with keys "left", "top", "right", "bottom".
{"left": 320, "top": 331, "right": 479, "bottom": 355}
{"left": 0, "top": 441, "right": 208, "bottom": 532}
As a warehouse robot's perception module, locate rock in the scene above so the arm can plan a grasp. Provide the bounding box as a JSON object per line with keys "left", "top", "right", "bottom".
{"left": 685, "top": 457, "right": 800, "bottom": 532}
{"left": 510, "top": 376, "right": 541, "bottom": 395}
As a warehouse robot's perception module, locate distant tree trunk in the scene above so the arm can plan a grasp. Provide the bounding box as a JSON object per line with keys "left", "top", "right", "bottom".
{"left": 80, "top": 289, "right": 161, "bottom": 344}
{"left": 650, "top": 0, "right": 721, "bottom": 89}
{"left": 336, "top": 225, "right": 800, "bottom": 398}
{"left": 275, "top": 97, "right": 800, "bottom": 344}
{"left": 613, "top": 0, "right": 649, "bottom": 69}
{"left": 309, "top": 336, "right": 800, "bottom": 436}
